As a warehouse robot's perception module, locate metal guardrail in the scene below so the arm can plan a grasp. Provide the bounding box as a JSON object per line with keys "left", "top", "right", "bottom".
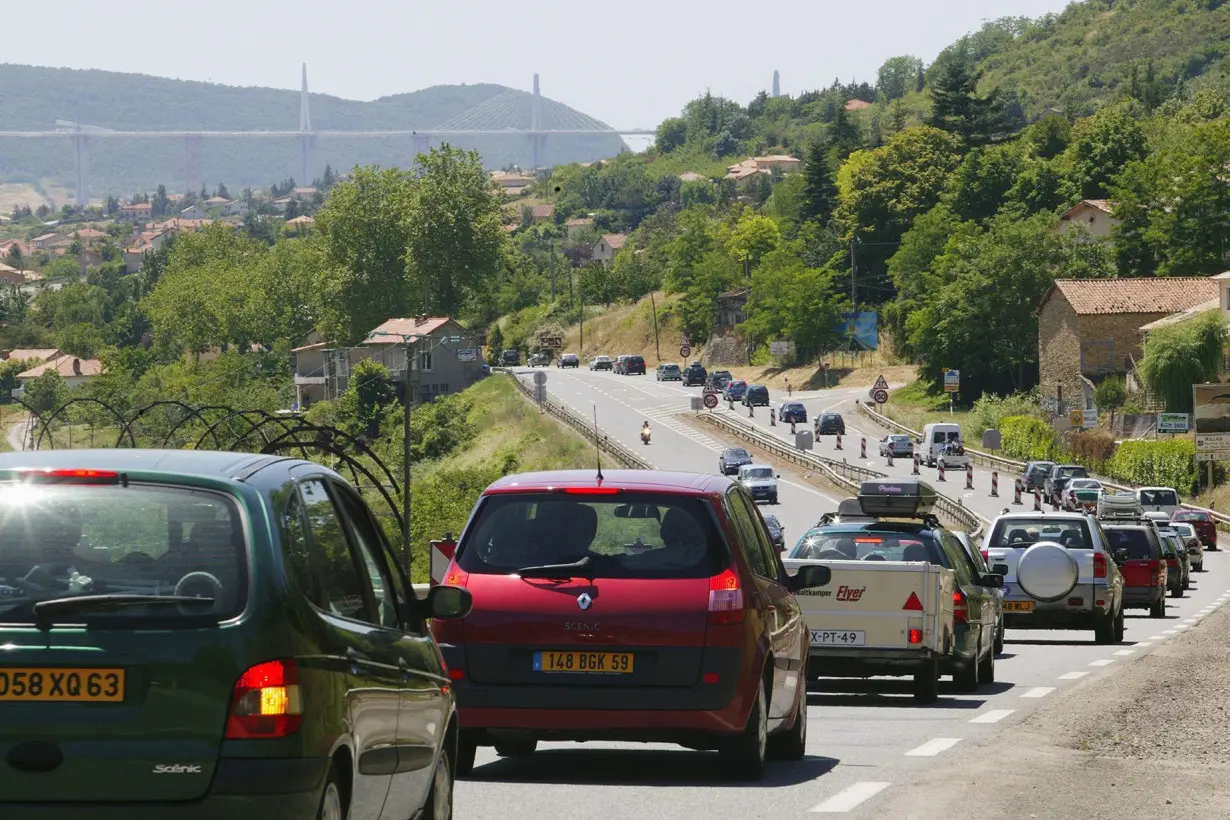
{"left": 855, "top": 400, "right": 1230, "bottom": 527}
{"left": 498, "top": 369, "right": 652, "bottom": 470}
{"left": 694, "top": 410, "right": 985, "bottom": 537}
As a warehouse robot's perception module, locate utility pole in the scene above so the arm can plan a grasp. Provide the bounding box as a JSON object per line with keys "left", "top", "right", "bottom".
{"left": 649, "top": 292, "right": 661, "bottom": 361}
{"left": 849, "top": 237, "right": 857, "bottom": 306}
{"left": 579, "top": 292, "right": 585, "bottom": 357}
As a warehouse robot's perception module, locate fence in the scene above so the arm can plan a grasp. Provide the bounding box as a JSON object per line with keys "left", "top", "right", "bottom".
{"left": 856, "top": 400, "right": 1230, "bottom": 528}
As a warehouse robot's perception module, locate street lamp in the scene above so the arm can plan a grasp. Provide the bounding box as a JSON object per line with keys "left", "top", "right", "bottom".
{"left": 364, "top": 328, "right": 464, "bottom": 573}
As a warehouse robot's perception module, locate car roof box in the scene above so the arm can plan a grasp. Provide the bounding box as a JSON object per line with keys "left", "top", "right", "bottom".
{"left": 857, "top": 479, "right": 938, "bottom": 519}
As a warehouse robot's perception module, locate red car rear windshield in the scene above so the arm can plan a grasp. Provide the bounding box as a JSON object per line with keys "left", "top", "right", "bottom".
{"left": 457, "top": 492, "right": 728, "bottom": 579}
{"left": 1103, "top": 528, "right": 1158, "bottom": 560}
{"left": 1173, "top": 511, "right": 1208, "bottom": 522}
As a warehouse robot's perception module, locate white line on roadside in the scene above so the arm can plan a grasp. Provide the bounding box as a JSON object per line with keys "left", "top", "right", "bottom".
{"left": 1020, "top": 687, "right": 1055, "bottom": 698}
{"left": 1058, "top": 671, "right": 1088, "bottom": 680}
{"left": 1161, "top": 630, "right": 1178, "bottom": 635}
{"left": 905, "top": 738, "right": 961, "bottom": 757}
{"left": 1113, "top": 649, "right": 1136, "bottom": 656}
{"left": 1089, "top": 659, "right": 1115, "bottom": 667}
{"left": 1136, "top": 641, "right": 1153, "bottom": 647}
{"left": 1174, "top": 625, "right": 1190, "bottom": 631}
{"left": 970, "top": 709, "right": 1015, "bottom": 724}
{"left": 811, "top": 782, "right": 892, "bottom": 813}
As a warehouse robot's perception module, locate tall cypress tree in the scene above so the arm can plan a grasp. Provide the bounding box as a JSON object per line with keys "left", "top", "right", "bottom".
{"left": 800, "top": 135, "right": 838, "bottom": 225}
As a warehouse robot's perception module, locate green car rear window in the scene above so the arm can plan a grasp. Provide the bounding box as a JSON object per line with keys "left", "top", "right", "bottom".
{"left": 0, "top": 482, "right": 246, "bottom": 624}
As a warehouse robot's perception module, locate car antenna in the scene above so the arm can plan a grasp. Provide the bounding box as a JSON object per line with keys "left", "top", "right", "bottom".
{"left": 592, "top": 404, "right": 604, "bottom": 481}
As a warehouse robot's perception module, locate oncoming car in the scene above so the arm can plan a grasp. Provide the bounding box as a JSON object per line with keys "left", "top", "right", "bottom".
{"left": 0, "top": 450, "right": 472, "bottom": 820}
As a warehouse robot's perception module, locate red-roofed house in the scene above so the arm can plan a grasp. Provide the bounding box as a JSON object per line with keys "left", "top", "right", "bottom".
{"left": 844, "top": 99, "right": 874, "bottom": 112}
{"left": 17, "top": 355, "right": 105, "bottom": 388}
{"left": 4, "top": 348, "right": 61, "bottom": 364}
{"left": 119, "top": 202, "right": 153, "bottom": 221}
{"left": 592, "top": 233, "right": 627, "bottom": 265}
{"left": 1056, "top": 199, "right": 1118, "bottom": 240}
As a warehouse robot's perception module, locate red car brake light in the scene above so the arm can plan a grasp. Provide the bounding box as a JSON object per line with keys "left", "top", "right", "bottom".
{"left": 13, "top": 468, "right": 122, "bottom": 484}
{"left": 225, "top": 659, "right": 303, "bottom": 739}
{"left": 561, "top": 487, "right": 621, "bottom": 495}
{"left": 980, "top": 549, "right": 989, "bottom": 562}
{"left": 1092, "top": 552, "right": 1107, "bottom": 579}
{"left": 708, "top": 568, "right": 744, "bottom": 625}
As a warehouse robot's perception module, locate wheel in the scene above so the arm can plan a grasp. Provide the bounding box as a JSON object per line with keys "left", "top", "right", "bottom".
{"left": 1094, "top": 613, "right": 1115, "bottom": 644}
{"left": 719, "top": 678, "right": 767, "bottom": 780}
{"left": 455, "top": 732, "right": 478, "bottom": 777}
{"left": 1113, "top": 607, "right": 1125, "bottom": 642}
{"left": 767, "top": 690, "right": 807, "bottom": 761}
{"left": 422, "top": 740, "right": 455, "bottom": 820}
{"left": 1150, "top": 598, "right": 1166, "bottom": 618}
{"left": 494, "top": 740, "right": 537, "bottom": 758}
{"left": 316, "top": 765, "right": 346, "bottom": 820}
{"left": 1183, "top": 577, "right": 1190, "bottom": 590}
{"left": 913, "top": 657, "right": 939, "bottom": 704}
{"left": 1171, "top": 586, "right": 1182, "bottom": 599}
{"left": 954, "top": 645, "right": 979, "bottom": 693}
{"left": 994, "top": 619, "right": 1005, "bottom": 655}
{"left": 977, "top": 641, "right": 995, "bottom": 683}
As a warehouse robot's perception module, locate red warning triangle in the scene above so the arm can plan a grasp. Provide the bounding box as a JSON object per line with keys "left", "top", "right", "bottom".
{"left": 902, "top": 591, "right": 924, "bottom": 611}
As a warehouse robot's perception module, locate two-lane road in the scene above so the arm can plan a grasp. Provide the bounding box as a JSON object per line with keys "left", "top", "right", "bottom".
{"left": 453, "top": 368, "right": 1230, "bottom": 819}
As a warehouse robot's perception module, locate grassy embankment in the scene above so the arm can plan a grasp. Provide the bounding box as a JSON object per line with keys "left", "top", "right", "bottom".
{"left": 557, "top": 291, "right": 915, "bottom": 391}
{"left": 879, "top": 380, "right": 972, "bottom": 436}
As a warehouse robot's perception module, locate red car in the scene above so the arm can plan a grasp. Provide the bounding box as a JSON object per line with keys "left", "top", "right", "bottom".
{"left": 1172, "top": 509, "right": 1218, "bottom": 550}
{"left": 431, "top": 469, "right": 829, "bottom": 780}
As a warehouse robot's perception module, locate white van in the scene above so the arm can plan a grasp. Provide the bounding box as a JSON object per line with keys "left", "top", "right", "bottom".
{"left": 920, "top": 422, "right": 966, "bottom": 468}
{"left": 1137, "top": 487, "right": 1180, "bottom": 518}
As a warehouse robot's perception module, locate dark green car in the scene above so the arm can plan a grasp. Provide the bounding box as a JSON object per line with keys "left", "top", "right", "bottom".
{"left": 0, "top": 450, "right": 471, "bottom": 820}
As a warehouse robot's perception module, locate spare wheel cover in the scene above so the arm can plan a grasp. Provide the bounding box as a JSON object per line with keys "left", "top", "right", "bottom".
{"left": 1017, "top": 541, "right": 1079, "bottom": 602}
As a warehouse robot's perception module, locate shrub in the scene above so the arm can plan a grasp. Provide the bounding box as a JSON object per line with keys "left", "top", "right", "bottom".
{"left": 966, "top": 390, "right": 1042, "bottom": 436}
{"left": 1065, "top": 429, "right": 1117, "bottom": 472}
{"left": 1107, "top": 439, "right": 1198, "bottom": 494}
{"left": 1000, "top": 415, "right": 1063, "bottom": 461}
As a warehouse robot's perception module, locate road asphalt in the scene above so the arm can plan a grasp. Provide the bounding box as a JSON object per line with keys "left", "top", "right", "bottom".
{"left": 451, "top": 368, "right": 1230, "bottom": 819}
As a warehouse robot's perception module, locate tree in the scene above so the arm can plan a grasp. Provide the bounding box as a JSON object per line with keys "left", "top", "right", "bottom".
{"left": 655, "top": 117, "right": 688, "bottom": 153}
{"left": 151, "top": 185, "right": 170, "bottom": 219}
{"left": 1093, "top": 376, "right": 1126, "bottom": 425}
{"left": 739, "top": 249, "right": 849, "bottom": 355}
{"left": 722, "top": 207, "right": 781, "bottom": 269}
{"left": 7, "top": 245, "right": 23, "bottom": 272}
{"left": 485, "top": 324, "right": 504, "bottom": 363}
{"left": 23, "top": 369, "right": 70, "bottom": 416}
{"left": 877, "top": 56, "right": 923, "bottom": 102}
{"left": 403, "top": 145, "right": 507, "bottom": 317}
{"left": 800, "top": 135, "right": 838, "bottom": 224}
{"left": 927, "top": 45, "right": 1003, "bottom": 146}
{"left": 943, "top": 143, "right": 1025, "bottom": 222}
{"left": 313, "top": 166, "right": 415, "bottom": 345}
{"left": 1064, "top": 104, "right": 1148, "bottom": 200}
{"left": 335, "top": 359, "right": 397, "bottom": 436}
{"left": 1140, "top": 312, "right": 1228, "bottom": 412}
{"left": 215, "top": 183, "right": 230, "bottom": 200}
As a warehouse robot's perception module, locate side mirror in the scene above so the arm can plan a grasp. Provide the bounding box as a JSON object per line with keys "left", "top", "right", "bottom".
{"left": 786, "top": 564, "right": 831, "bottom": 592}
{"left": 776, "top": 474, "right": 781, "bottom": 479}
{"left": 980, "top": 573, "right": 1004, "bottom": 588}
{"left": 425, "top": 585, "right": 473, "bottom": 620}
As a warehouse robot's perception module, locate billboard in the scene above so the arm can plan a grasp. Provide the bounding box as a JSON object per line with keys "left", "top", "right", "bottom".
{"left": 1193, "top": 384, "right": 1230, "bottom": 434}
{"left": 837, "top": 311, "right": 878, "bottom": 350}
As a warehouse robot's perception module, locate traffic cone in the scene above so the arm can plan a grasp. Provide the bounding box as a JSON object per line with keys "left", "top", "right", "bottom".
{"left": 1033, "top": 489, "right": 1042, "bottom": 512}
{"left": 965, "top": 464, "right": 974, "bottom": 490}
{"left": 991, "top": 471, "right": 999, "bottom": 498}
{"left": 887, "top": 450, "right": 895, "bottom": 467}
{"left": 912, "top": 453, "right": 920, "bottom": 475}
{"left": 1013, "top": 479, "right": 1023, "bottom": 505}
{"left": 938, "top": 461, "right": 946, "bottom": 482}
{"left": 860, "top": 437, "right": 867, "bottom": 459}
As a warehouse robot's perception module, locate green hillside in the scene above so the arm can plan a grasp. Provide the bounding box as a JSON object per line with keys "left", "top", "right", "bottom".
{"left": 961, "top": 0, "right": 1230, "bottom": 116}
{"left": 0, "top": 64, "right": 626, "bottom": 194}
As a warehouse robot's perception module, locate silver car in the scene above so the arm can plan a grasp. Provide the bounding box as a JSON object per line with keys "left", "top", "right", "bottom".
{"left": 1170, "top": 522, "right": 1204, "bottom": 571}
{"left": 878, "top": 434, "right": 913, "bottom": 458}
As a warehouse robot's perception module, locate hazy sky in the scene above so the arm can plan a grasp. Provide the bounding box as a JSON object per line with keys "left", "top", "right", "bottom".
{"left": 6, "top": 0, "right": 1074, "bottom": 127}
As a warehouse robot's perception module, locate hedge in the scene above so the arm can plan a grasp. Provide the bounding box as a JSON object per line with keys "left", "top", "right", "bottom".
{"left": 1000, "top": 416, "right": 1063, "bottom": 462}
{"left": 1108, "top": 439, "right": 1198, "bottom": 495}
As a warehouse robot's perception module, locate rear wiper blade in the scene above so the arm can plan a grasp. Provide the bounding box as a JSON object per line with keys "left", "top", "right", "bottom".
{"left": 515, "top": 556, "right": 593, "bottom": 579}
{"left": 31, "top": 594, "right": 216, "bottom": 617}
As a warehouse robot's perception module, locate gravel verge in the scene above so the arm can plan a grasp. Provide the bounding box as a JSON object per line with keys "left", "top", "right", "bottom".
{"left": 873, "top": 605, "right": 1230, "bottom": 819}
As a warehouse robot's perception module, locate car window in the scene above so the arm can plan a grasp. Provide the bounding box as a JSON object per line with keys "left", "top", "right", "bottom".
{"left": 790, "top": 529, "right": 948, "bottom": 565}
{"left": 1141, "top": 489, "right": 1177, "bottom": 506}
{"left": 332, "top": 484, "right": 408, "bottom": 631}
{"left": 724, "top": 489, "right": 772, "bottom": 577}
{"left": 988, "top": 517, "right": 1092, "bottom": 550}
{"left": 734, "top": 493, "right": 781, "bottom": 579}
{"left": 281, "top": 491, "right": 325, "bottom": 608}
{"left": 1103, "top": 528, "right": 1158, "bottom": 560}
{"left": 458, "top": 492, "right": 729, "bottom": 579}
{"left": 298, "top": 478, "right": 375, "bottom": 623}
{"left": 742, "top": 467, "right": 774, "bottom": 479}
{"left": 939, "top": 533, "right": 976, "bottom": 584}
{"left": 0, "top": 481, "right": 247, "bottom": 624}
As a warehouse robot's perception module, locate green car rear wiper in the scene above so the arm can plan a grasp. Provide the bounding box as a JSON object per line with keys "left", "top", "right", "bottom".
{"left": 31, "top": 594, "right": 216, "bottom": 618}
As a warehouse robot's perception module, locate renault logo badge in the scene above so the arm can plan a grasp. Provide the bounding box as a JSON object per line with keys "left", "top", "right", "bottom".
{"left": 577, "top": 593, "right": 592, "bottom": 611}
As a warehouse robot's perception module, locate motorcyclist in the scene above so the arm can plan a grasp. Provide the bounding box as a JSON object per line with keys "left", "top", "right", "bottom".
{"left": 641, "top": 421, "right": 652, "bottom": 444}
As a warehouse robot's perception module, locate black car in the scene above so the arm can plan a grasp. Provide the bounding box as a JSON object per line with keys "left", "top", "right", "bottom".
{"left": 778, "top": 402, "right": 807, "bottom": 423}
{"left": 624, "top": 355, "right": 646, "bottom": 375}
{"left": 1021, "top": 461, "right": 1055, "bottom": 492}
{"left": 683, "top": 362, "right": 707, "bottom": 386}
{"left": 709, "top": 370, "right": 734, "bottom": 391}
{"left": 742, "top": 384, "right": 770, "bottom": 406}
{"left": 500, "top": 349, "right": 520, "bottom": 366}
{"left": 528, "top": 352, "right": 550, "bottom": 367}
{"left": 815, "top": 413, "right": 845, "bottom": 436}
{"left": 557, "top": 353, "right": 580, "bottom": 368}
{"left": 718, "top": 447, "right": 754, "bottom": 475}
{"left": 1045, "top": 464, "right": 1089, "bottom": 505}
{"left": 763, "top": 514, "right": 786, "bottom": 550}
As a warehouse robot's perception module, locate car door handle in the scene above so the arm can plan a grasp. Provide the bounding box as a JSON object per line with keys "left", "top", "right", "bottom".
{"left": 345, "top": 647, "right": 364, "bottom": 673}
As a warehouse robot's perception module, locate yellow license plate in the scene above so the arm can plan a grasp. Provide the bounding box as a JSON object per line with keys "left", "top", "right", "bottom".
{"left": 0, "top": 668, "right": 125, "bottom": 702}
{"left": 533, "top": 651, "right": 634, "bottom": 674}
{"left": 1004, "top": 601, "right": 1035, "bottom": 613}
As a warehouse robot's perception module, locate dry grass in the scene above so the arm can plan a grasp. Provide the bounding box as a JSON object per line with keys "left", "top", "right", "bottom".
{"left": 725, "top": 362, "right": 916, "bottom": 392}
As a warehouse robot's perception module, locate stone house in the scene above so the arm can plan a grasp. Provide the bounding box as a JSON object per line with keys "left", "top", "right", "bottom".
{"left": 1056, "top": 200, "right": 1118, "bottom": 240}
{"left": 1037, "top": 278, "right": 1218, "bottom": 415}
{"left": 591, "top": 233, "right": 627, "bottom": 265}
{"left": 717, "top": 287, "right": 751, "bottom": 328}
{"left": 17, "top": 355, "right": 104, "bottom": 388}
{"left": 119, "top": 202, "right": 152, "bottom": 221}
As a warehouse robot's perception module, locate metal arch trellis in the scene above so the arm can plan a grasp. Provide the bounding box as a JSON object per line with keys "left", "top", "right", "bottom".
{"left": 27, "top": 397, "right": 132, "bottom": 450}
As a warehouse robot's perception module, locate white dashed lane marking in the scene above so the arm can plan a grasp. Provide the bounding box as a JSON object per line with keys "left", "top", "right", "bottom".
{"left": 811, "top": 782, "right": 892, "bottom": 813}
{"left": 1089, "top": 659, "right": 1115, "bottom": 667}
{"left": 969, "top": 709, "right": 1015, "bottom": 724}
{"left": 1113, "top": 649, "right": 1136, "bottom": 656}
{"left": 905, "top": 738, "right": 961, "bottom": 757}
{"left": 1058, "top": 671, "right": 1088, "bottom": 680}
{"left": 1020, "top": 687, "right": 1055, "bottom": 698}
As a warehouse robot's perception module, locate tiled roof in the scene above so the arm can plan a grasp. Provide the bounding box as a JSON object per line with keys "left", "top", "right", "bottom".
{"left": 530, "top": 204, "right": 555, "bottom": 218}
{"left": 365, "top": 317, "right": 455, "bottom": 342}
{"left": 1059, "top": 199, "right": 1116, "bottom": 220}
{"left": 601, "top": 233, "right": 628, "bottom": 249}
{"left": 1139, "top": 298, "right": 1220, "bottom": 332}
{"left": 4, "top": 348, "right": 60, "bottom": 363}
{"left": 1041, "top": 278, "right": 1219, "bottom": 316}
{"left": 844, "top": 99, "right": 873, "bottom": 111}
{"left": 18, "top": 355, "right": 104, "bottom": 379}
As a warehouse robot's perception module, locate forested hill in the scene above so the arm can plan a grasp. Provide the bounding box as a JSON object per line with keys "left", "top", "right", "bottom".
{"left": 0, "top": 64, "right": 625, "bottom": 194}
{"left": 962, "top": 0, "right": 1230, "bottom": 117}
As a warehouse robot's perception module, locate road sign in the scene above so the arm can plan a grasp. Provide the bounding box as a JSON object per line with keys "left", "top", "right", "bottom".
{"left": 703, "top": 392, "right": 719, "bottom": 409}
{"left": 680, "top": 345, "right": 692, "bottom": 358}
{"left": 1159, "top": 412, "right": 1190, "bottom": 433}
{"left": 942, "top": 369, "right": 960, "bottom": 393}
{"left": 770, "top": 341, "right": 793, "bottom": 356}
{"left": 1068, "top": 409, "right": 1084, "bottom": 428}
{"left": 872, "top": 388, "right": 889, "bottom": 404}
{"left": 690, "top": 396, "right": 702, "bottom": 411}
{"left": 456, "top": 348, "right": 479, "bottom": 362}
{"left": 982, "top": 429, "right": 1002, "bottom": 450}
{"left": 532, "top": 370, "right": 547, "bottom": 386}
{"left": 1083, "top": 409, "right": 1098, "bottom": 428}
{"left": 429, "top": 537, "right": 456, "bottom": 585}
{"left": 872, "top": 375, "right": 889, "bottom": 391}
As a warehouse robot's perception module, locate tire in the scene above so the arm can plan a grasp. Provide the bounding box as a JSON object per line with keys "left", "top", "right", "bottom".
{"left": 316, "top": 766, "right": 346, "bottom": 820}
{"left": 1171, "top": 585, "right": 1182, "bottom": 599}
{"left": 1150, "top": 598, "right": 1166, "bottom": 618}
{"left": 994, "top": 619, "right": 1005, "bottom": 655}
{"left": 455, "top": 732, "right": 478, "bottom": 777}
{"left": 954, "top": 644, "right": 980, "bottom": 693}
{"left": 1183, "top": 577, "right": 1190, "bottom": 590}
{"left": 977, "top": 641, "right": 995, "bottom": 683}
{"left": 1113, "top": 607, "right": 1126, "bottom": 642}
{"left": 494, "top": 740, "right": 537, "bottom": 758}
{"left": 719, "top": 678, "right": 767, "bottom": 780}
{"left": 1094, "top": 613, "right": 1115, "bottom": 645}
{"left": 767, "top": 690, "right": 807, "bottom": 761}
{"left": 422, "top": 741, "right": 455, "bottom": 820}
{"left": 913, "top": 657, "right": 939, "bottom": 704}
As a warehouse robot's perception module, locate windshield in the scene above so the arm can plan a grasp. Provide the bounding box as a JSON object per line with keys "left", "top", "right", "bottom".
{"left": 1057, "top": 466, "right": 1086, "bottom": 478}
{"left": 0, "top": 482, "right": 245, "bottom": 624}
{"left": 457, "top": 492, "right": 728, "bottom": 579}
{"left": 889, "top": 435, "right": 910, "bottom": 443}
{"left": 1173, "top": 511, "right": 1208, "bottom": 522}
{"left": 725, "top": 449, "right": 749, "bottom": 460}
{"left": 1140, "top": 489, "right": 1178, "bottom": 506}
{"left": 789, "top": 530, "right": 946, "bottom": 565}
{"left": 1070, "top": 479, "right": 1100, "bottom": 489}
{"left": 742, "top": 468, "right": 774, "bottom": 480}
{"left": 988, "top": 517, "right": 1092, "bottom": 550}
{"left": 1171, "top": 523, "right": 1196, "bottom": 538}
{"left": 1104, "top": 528, "right": 1157, "bottom": 560}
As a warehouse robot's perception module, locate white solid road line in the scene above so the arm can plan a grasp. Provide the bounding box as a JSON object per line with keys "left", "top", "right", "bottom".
{"left": 1089, "top": 659, "right": 1115, "bottom": 667}
{"left": 1020, "top": 687, "right": 1056, "bottom": 698}
{"left": 905, "top": 738, "right": 961, "bottom": 757}
{"left": 1058, "top": 671, "right": 1089, "bottom": 680}
{"left": 811, "top": 781, "right": 892, "bottom": 813}
{"left": 970, "top": 709, "right": 1015, "bottom": 724}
